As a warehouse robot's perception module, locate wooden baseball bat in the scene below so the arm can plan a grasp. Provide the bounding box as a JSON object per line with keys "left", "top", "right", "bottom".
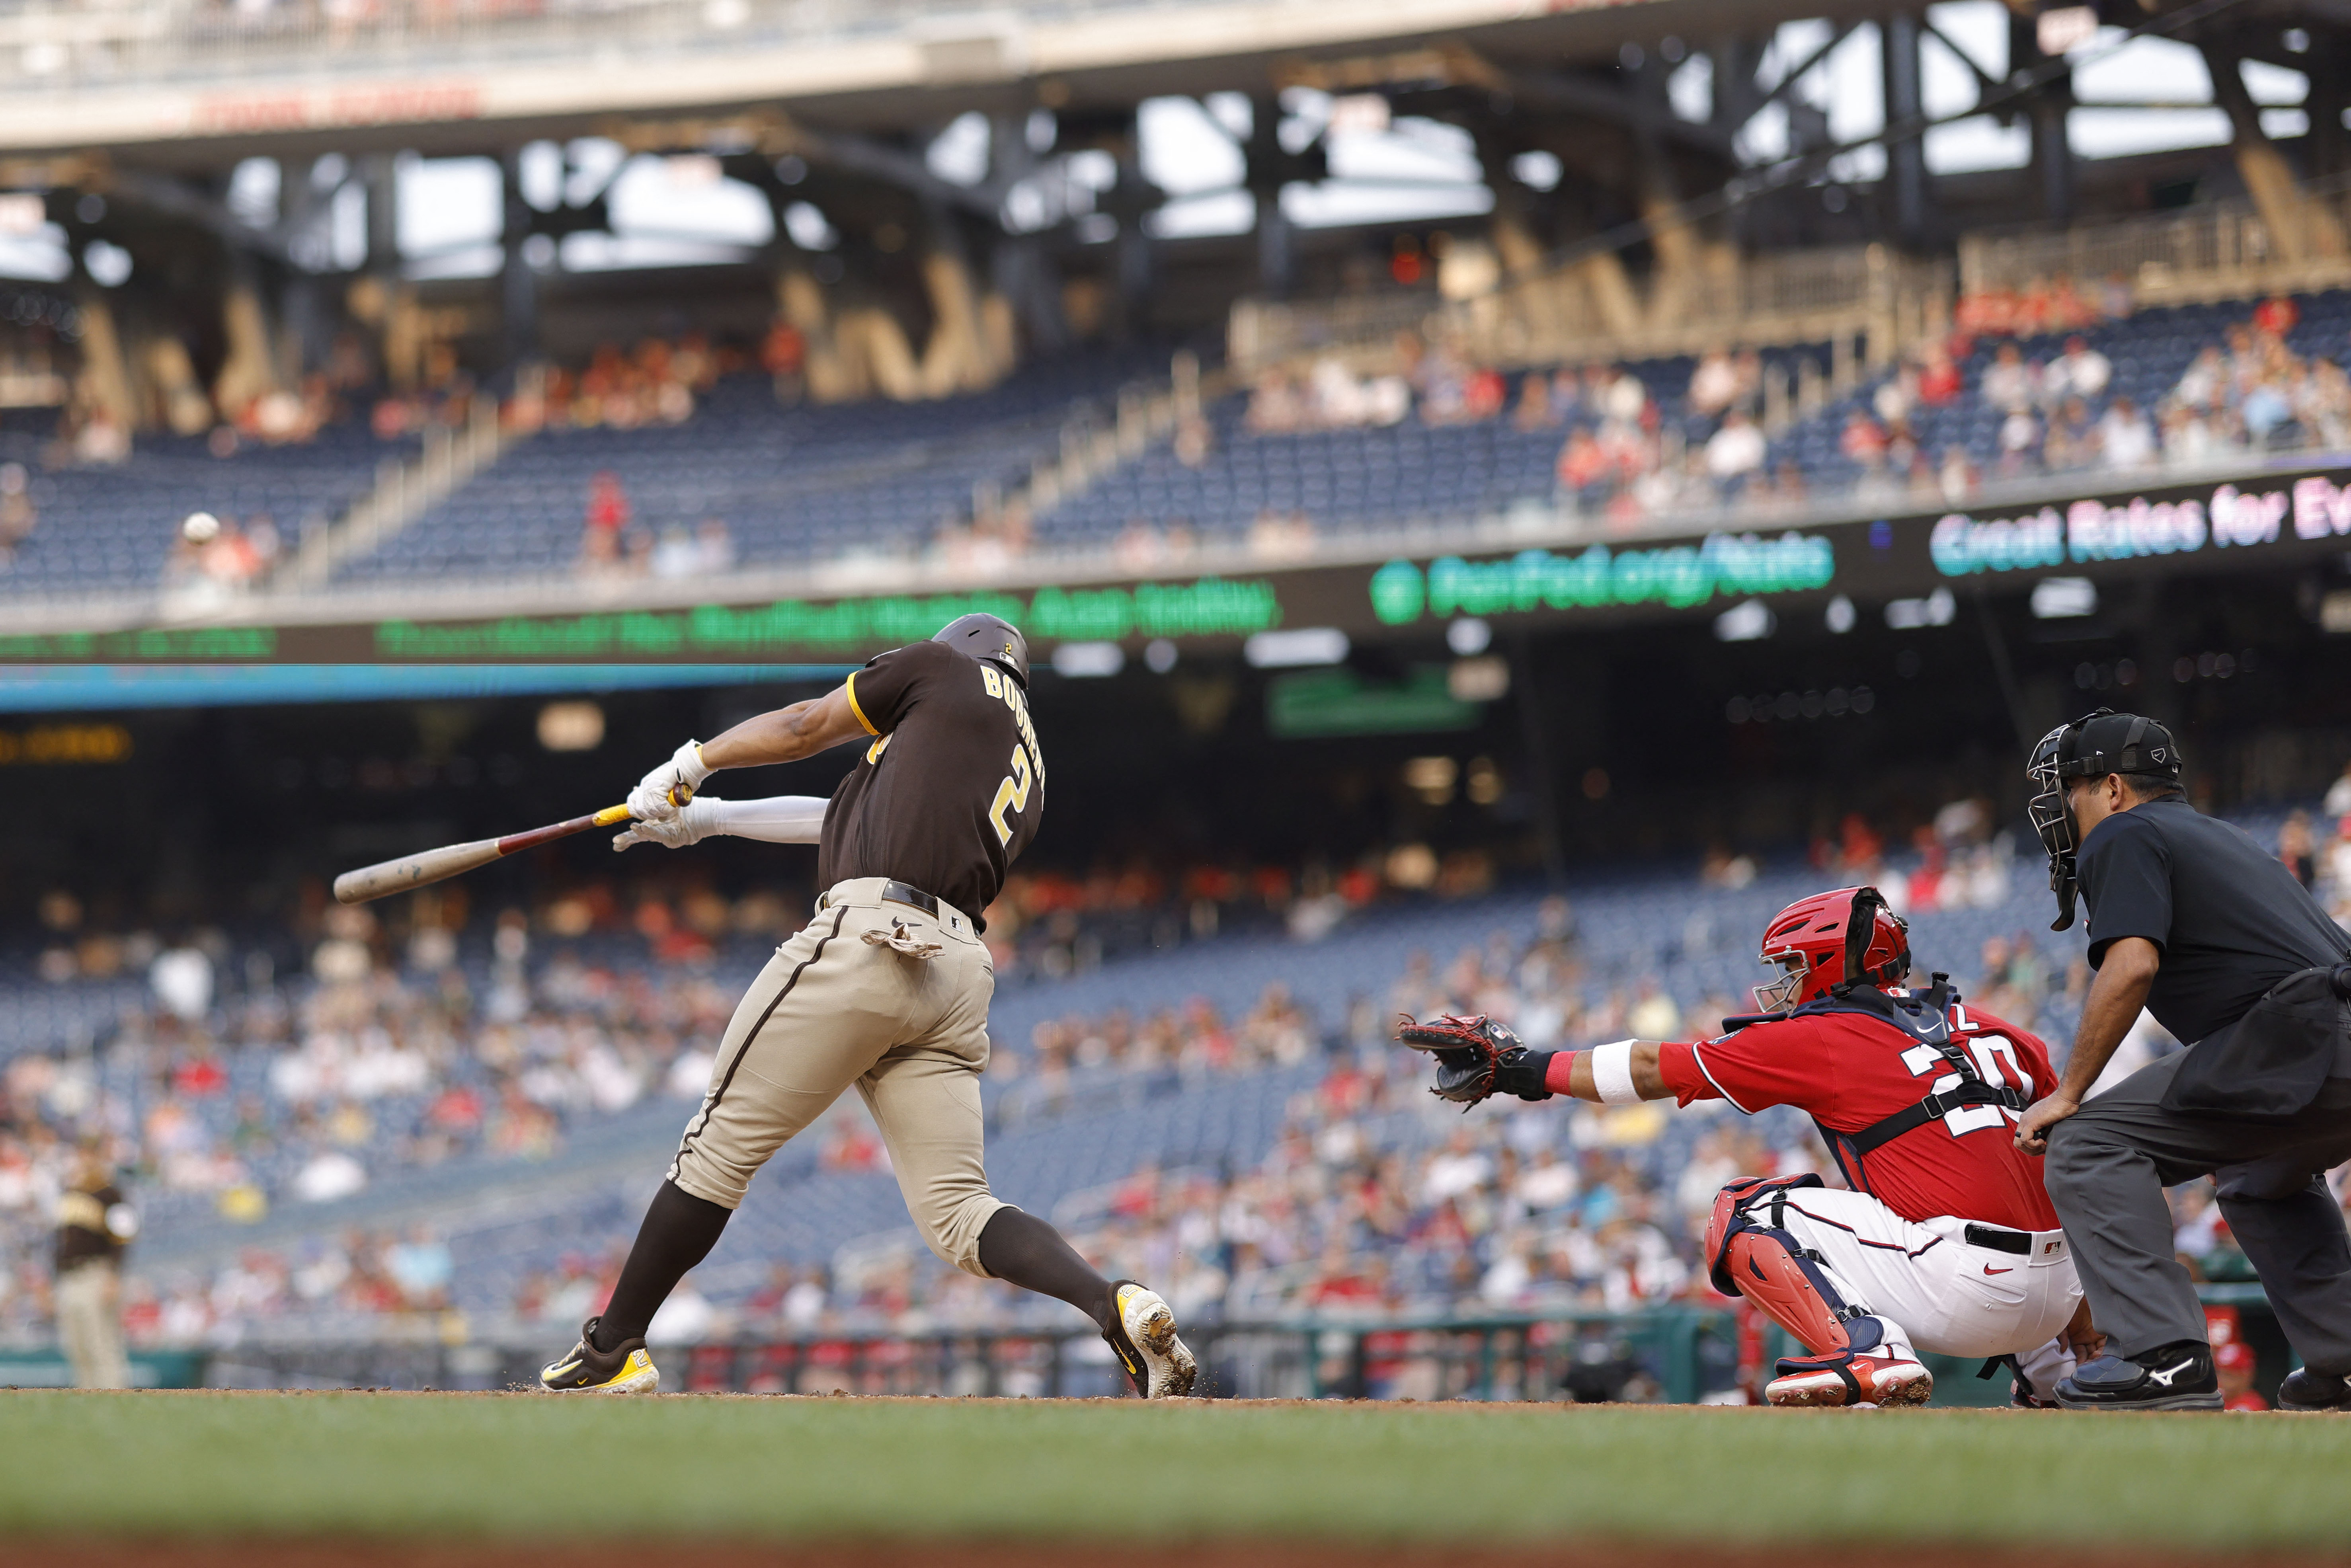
{"left": 333, "top": 804, "right": 636, "bottom": 905}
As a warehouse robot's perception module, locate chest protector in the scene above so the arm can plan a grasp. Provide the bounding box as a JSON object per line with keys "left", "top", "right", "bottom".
{"left": 1728, "top": 975, "right": 2026, "bottom": 1183}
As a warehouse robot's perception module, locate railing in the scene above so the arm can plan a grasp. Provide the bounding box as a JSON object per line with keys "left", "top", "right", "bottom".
{"left": 180, "top": 1309, "right": 1745, "bottom": 1400}
{"left": 0, "top": 0, "right": 1200, "bottom": 90}
{"left": 270, "top": 394, "right": 511, "bottom": 595}
{"left": 43, "top": 1282, "right": 2291, "bottom": 1397}
{"left": 1958, "top": 191, "right": 2351, "bottom": 307}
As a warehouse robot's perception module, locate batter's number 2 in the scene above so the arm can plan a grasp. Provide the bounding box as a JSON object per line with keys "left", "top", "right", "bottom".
{"left": 989, "top": 744, "right": 1033, "bottom": 844}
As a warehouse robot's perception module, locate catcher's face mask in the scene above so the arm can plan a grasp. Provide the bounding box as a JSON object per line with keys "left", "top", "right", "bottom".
{"left": 1752, "top": 951, "right": 1811, "bottom": 1015}
{"left": 2025, "top": 720, "right": 2083, "bottom": 933}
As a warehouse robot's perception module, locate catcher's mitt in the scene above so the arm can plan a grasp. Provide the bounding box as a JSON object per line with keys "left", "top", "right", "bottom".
{"left": 1396, "top": 1013, "right": 1553, "bottom": 1106}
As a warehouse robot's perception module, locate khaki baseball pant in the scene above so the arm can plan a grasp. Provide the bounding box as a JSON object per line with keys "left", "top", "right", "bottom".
{"left": 668, "top": 877, "right": 1006, "bottom": 1276}
{"left": 56, "top": 1258, "right": 130, "bottom": 1389}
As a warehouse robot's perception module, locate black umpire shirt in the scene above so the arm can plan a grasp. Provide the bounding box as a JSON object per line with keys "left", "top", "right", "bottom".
{"left": 819, "top": 640, "right": 1043, "bottom": 930}
{"left": 2076, "top": 796, "right": 2351, "bottom": 1045}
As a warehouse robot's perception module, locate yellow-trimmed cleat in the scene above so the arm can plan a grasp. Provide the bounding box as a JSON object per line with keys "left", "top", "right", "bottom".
{"left": 539, "top": 1316, "right": 660, "bottom": 1394}
{"left": 1102, "top": 1280, "right": 1198, "bottom": 1398}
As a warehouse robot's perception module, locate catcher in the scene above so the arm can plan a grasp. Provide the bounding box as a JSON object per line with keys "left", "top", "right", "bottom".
{"left": 1401, "top": 886, "right": 2097, "bottom": 1408}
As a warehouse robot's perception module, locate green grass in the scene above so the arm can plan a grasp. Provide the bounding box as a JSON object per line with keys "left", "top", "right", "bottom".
{"left": 4, "top": 1392, "right": 2350, "bottom": 1545}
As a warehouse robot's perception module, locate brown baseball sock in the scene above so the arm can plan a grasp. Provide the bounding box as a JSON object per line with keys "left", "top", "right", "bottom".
{"left": 977, "top": 1205, "right": 1114, "bottom": 1332}
{"left": 591, "top": 1178, "right": 732, "bottom": 1351}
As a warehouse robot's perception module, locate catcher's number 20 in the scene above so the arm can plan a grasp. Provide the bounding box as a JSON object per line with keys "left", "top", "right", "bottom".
{"left": 979, "top": 664, "right": 1045, "bottom": 846}
{"left": 1900, "top": 1011, "right": 2027, "bottom": 1138}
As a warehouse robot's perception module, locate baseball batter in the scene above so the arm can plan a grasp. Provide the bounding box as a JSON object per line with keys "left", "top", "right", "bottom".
{"left": 539, "top": 614, "right": 1197, "bottom": 1397}
{"left": 1401, "top": 886, "right": 2098, "bottom": 1408}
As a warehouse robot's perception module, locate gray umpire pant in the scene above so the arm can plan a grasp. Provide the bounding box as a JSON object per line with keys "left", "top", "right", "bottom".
{"left": 2044, "top": 1051, "right": 2351, "bottom": 1370}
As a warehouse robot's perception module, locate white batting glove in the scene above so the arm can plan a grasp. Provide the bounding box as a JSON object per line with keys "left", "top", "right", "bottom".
{"left": 613, "top": 797, "right": 718, "bottom": 852}
{"left": 627, "top": 739, "right": 710, "bottom": 823}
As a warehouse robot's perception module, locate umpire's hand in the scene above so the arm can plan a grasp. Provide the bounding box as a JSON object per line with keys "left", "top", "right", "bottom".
{"left": 2013, "top": 1091, "right": 2080, "bottom": 1156}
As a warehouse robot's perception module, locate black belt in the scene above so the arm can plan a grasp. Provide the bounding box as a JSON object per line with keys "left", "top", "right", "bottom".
{"left": 819, "top": 879, "right": 939, "bottom": 919}
{"left": 1964, "top": 1223, "right": 2031, "bottom": 1256}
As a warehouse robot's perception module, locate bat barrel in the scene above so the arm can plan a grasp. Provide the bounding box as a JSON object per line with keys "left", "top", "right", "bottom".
{"left": 333, "top": 838, "right": 502, "bottom": 905}
{"left": 331, "top": 807, "right": 632, "bottom": 905}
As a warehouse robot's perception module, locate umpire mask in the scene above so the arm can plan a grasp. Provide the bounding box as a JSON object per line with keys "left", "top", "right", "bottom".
{"left": 2025, "top": 708, "right": 2182, "bottom": 932}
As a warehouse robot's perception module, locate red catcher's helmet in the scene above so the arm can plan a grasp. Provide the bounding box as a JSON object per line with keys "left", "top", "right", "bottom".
{"left": 1752, "top": 886, "right": 1911, "bottom": 1014}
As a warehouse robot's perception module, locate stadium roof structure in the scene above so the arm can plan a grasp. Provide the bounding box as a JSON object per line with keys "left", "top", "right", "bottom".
{"left": 0, "top": 0, "right": 1860, "bottom": 162}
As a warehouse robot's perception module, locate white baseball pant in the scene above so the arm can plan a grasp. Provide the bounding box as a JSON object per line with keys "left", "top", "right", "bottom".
{"left": 1769, "top": 1185, "right": 2083, "bottom": 1386}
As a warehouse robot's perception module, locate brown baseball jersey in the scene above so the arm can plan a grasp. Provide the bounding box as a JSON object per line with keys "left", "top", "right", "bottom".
{"left": 820, "top": 640, "right": 1043, "bottom": 930}
{"left": 55, "top": 1180, "right": 129, "bottom": 1272}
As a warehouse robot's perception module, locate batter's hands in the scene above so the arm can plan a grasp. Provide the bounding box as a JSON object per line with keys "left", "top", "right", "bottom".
{"left": 2013, "top": 1090, "right": 2081, "bottom": 1156}
{"left": 613, "top": 798, "right": 716, "bottom": 852}
{"left": 628, "top": 739, "right": 710, "bottom": 823}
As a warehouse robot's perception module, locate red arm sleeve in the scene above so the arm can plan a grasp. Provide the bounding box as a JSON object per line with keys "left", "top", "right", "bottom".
{"left": 1656, "top": 1018, "right": 1836, "bottom": 1116}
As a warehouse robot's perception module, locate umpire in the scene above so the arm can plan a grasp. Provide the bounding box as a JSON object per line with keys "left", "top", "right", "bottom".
{"left": 2014, "top": 708, "right": 2351, "bottom": 1411}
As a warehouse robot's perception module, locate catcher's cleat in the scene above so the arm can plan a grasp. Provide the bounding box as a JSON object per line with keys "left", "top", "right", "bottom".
{"left": 1102, "top": 1281, "right": 1197, "bottom": 1398}
{"left": 1766, "top": 1348, "right": 1934, "bottom": 1408}
{"left": 539, "top": 1316, "right": 660, "bottom": 1394}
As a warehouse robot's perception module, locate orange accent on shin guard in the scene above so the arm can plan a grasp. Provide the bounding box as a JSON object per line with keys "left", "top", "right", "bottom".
{"left": 1720, "top": 1230, "right": 1853, "bottom": 1357}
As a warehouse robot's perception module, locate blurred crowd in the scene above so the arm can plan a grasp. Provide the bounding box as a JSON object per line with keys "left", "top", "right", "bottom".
{"left": 7, "top": 786, "right": 2350, "bottom": 1352}
{"left": 545, "top": 890, "right": 2103, "bottom": 1362}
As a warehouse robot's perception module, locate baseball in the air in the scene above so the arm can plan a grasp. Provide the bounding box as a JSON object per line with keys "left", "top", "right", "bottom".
{"left": 181, "top": 511, "right": 221, "bottom": 544}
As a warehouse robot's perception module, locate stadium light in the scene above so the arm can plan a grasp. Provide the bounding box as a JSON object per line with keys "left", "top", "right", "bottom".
{"left": 1445, "top": 617, "right": 1492, "bottom": 655}
{"left": 2030, "top": 578, "right": 2099, "bottom": 619}
{"left": 1051, "top": 641, "right": 1125, "bottom": 678}
{"left": 1885, "top": 588, "right": 1956, "bottom": 630}
{"left": 536, "top": 700, "right": 605, "bottom": 751}
{"left": 1245, "top": 628, "right": 1349, "bottom": 667}
{"left": 1713, "top": 599, "right": 1776, "bottom": 642}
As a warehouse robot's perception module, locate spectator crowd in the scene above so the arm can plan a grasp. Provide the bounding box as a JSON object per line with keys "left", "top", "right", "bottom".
{"left": 7, "top": 788, "right": 2351, "bottom": 1361}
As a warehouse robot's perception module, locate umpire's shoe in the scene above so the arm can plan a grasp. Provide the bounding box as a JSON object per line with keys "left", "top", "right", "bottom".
{"left": 2279, "top": 1369, "right": 2351, "bottom": 1412}
{"left": 2054, "top": 1342, "right": 2220, "bottom": 1411}
{"left": 539, "top": 1316, "right": 661, "bottom": 1394}
{"left": 1103, "top": 1281, "right": 1197, "bottom": 1398}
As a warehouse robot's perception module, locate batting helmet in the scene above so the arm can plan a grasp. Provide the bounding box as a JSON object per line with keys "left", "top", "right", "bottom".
{"left": 1752, "top": 886, "right": 1911, "bottom": 1014}
{"left": 933, "top": 612, "right": 1029, "bottom": 689}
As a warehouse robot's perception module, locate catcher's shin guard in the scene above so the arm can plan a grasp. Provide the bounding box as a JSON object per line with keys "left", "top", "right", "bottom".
{"left": 1703, "top": 1176, "right": 1932, "bottom": 1407}
{"left": 1705, "top": 1182, "right": 1853, "bottom": 1357}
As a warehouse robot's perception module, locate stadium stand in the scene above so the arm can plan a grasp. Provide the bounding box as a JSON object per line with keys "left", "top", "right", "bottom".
{"left": 1773, "top": 289, "right": 2351, "bottom": 497}
{"left": 7, "top": 289, "right": 2343, "bottom": 605}
{"left": 0, "top": 412, "right": 418, "bottom": 601}
{"left": 6, "top": 793, "right": 2338, "bottom": 1354}
{"left": 1028, "top": 288, "right": 2351, "bottom": 551}
{"left": 326, "top": 347, "right": 1175, "bottom": 588}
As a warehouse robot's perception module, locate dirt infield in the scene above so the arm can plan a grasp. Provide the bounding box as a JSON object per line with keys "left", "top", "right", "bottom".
{"left": 20, "top": 1546, "right": 2351, "bottom": 1568}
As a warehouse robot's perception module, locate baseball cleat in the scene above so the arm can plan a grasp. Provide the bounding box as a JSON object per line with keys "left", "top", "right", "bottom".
{"left": 1766, "top": 1349, "right": 1934, "bottom": 1408}
{"left": 538, "top": 1316, "right": 660, "bottom": 1394}
{"left": 1102, "top": 1280, "right": 1197, "bottom": 1398}
{"left": 2055, "top": 1344, "right": 2220, "bottom": 1411}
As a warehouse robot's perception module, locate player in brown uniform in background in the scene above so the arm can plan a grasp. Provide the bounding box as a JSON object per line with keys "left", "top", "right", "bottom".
{"left": 540, "top": 614, "right": 1198, "bottom": 1397}
{"left": 54, "top": 1147, "right": 135, "bottom": 1389}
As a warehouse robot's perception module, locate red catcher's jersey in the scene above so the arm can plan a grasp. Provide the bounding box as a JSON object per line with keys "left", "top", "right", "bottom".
{"left": 1656, "top": 998, "right": 2062, "bottom": 1233}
